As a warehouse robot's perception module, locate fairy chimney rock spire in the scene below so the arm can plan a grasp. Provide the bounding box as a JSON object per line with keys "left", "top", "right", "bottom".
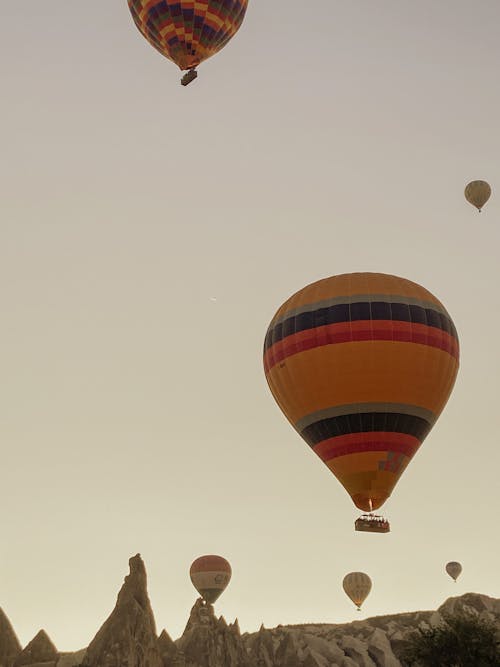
{"left": 0, "top": 608, "right": 22, "bottom": 667}
{"left": 14, "top": 629, "right": 57, "bottom": 666}
{"left": 82, "top": 553, "right": 162, "bottom": 667}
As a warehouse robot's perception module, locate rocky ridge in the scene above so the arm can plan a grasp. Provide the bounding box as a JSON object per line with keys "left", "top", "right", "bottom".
{"left": 0, "top": 609, "right": 22, "bottom": 667}
{"left": 1, "top": 554, "right": 498, "bottom": 667}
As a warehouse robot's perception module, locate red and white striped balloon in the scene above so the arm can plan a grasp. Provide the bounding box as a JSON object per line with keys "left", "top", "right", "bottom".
{"left": 190, "top": 555, "right": 232, "bottom": 604}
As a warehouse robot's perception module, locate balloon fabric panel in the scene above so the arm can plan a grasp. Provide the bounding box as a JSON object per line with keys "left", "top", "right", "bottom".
{"left": 128, "top": 0, "right": 248, "bottom": 70}
{"left": 264, "top": 273, "right": 459, "bottom": 513}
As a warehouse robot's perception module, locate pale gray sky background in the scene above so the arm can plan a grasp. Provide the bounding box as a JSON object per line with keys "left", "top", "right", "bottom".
{"left": 1, "top": 0, "right": 499, "bottom": 652}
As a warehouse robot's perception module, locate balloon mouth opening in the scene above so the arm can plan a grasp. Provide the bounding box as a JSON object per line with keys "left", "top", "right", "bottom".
{"left": 355, "top": 514, "right": 390, "bottom": 533}
{"left": 352, "top": 494, "right": 388, "bottom": 512}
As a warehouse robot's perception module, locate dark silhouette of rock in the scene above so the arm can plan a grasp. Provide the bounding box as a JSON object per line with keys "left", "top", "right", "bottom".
{"left": 239, "top": 593, "right": 500, "bottom": 666}
{"left": 0, "top": 608, "right": 22, "bottom": 667}
{"left": 158, "top": 629, "right": 179, "bottom": 667}
{"left": 248, "top": 624, "right": 275, "bottom": 667}
{"left": 13, "top": 629, "right": 57, "bottom": 667}
{"left": 439, "top": 591, "right": 500, "bottom": 617}
{"left": 229, "top": 620, "right": 240, "bottom": 636}
{"left": 3, "top": 554, "right": 500, "bottom": 667}
{"left": 176, "top": 599, "right": 251, "bottom": 667}
{"left": 181, "top": 599, "right": 211, "bottom": 637}
{"left": 57, "top": 649, "right": 86, "bottom": 667}
{"left": 82, "top": 553, "right": 162, "bottom": 667}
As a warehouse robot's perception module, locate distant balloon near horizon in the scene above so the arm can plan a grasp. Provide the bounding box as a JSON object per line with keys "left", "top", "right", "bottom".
{"left": 464, "top": 180, "right": 491, "bottom": 212}
{"left": 127, "top": 0, "right": 249, "bottom": 85}
{"left": 446, "top": 561, "right": 463, "bottom": 582}
{"left": 190, "top": 555, "right": 232, "bottom": 604}
{"left": 343, "top": 572, "right": 372, "bottom": 610}
{"left": 264, "top": 273, "right": 459, "bottom": 526}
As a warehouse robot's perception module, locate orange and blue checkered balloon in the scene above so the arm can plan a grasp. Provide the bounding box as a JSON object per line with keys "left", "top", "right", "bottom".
{"left": 128, "top": 0, "right": 248, "bottom": 71}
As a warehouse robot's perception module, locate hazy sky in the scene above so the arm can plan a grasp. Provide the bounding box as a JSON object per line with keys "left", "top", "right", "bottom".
{"left": 1, "top": 0, "right": 500, "bottom": 652}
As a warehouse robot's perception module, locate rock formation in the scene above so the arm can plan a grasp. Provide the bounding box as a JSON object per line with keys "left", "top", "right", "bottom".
{"left": 158, "top": 630, "right": 178, "bottom": 666}
{"left": 0, "top": 608, "right": 22, "bottom": 667}
{"left": 56, "top": 651, "right": 86, "bottom": 667}
{"left": 172, "top": 598, "right": 251, "bottom": 667}
{"left": 14, "top": 629, "right": 58, "bottom": 667}
{"left": 1, "top": 555, "right": 499, "bottom": 666}
{"left": 82, "top": 553, "right": 162, "bottom": 667}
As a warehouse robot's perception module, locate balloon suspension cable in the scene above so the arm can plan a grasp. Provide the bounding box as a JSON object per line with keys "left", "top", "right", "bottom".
{"left": 181, "top": 68, "right": 198, "bottom": 86}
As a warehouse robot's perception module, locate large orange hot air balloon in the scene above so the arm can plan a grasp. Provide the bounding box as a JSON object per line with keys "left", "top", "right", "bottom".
{"left": 127, "top": 1, "right": 249, "bottom": 85}
{"left": 263, "top": 273, "right": 459, "bottom": 531}
{"left": 190, "top": 555, "right": 231, "bottom": 604}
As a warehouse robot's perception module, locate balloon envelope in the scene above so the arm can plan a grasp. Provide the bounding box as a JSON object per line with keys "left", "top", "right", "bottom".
{"left": 190, "top": 555, "right": 231, "bottom": 604}
{"left": 264, "top": 273, "right": 459, "bottom": 513}
{"left": 446, "top": 561, "right": 462, "bottom": 582}
{"left": 464, "top": 180, "right": 491, "bottom": 211}
{"left": 343, "top": 572, "right": 372, "bottom": 609}
{"left": 127, "top": 0, "right": 248, "bottom": 71}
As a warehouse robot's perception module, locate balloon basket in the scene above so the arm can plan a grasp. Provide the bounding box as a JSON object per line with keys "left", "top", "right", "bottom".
{"left": 355, "top": 514, "right": 390, "bottom": 533}
{"left": 181, "top": 69, "right": 198, "bottom": 86}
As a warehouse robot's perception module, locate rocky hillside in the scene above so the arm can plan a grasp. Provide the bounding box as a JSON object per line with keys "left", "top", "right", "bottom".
{"left": 1, "top": 554, "right": 498, "bottom": 667}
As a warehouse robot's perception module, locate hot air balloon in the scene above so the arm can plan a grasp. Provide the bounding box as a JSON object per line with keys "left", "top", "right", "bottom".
{"left": 446, "top": 561, "right": 462, "bottom": 582}
{"left": 464, "top": 180, "right": 491, "bottom": 212}
{"left": 263, "top": 273, "right": 459, "bottom": 532}
{"left": 343, "top": 572, "right": 372, "bottom": 610}
{"left": 190, "top": 555, "right": 231, "bottom": 604}
{"left": 127, "top": 0, "right": 249, "bottom": 86}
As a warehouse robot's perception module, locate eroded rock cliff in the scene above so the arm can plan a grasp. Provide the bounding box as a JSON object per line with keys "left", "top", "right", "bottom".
{"left": 1, "top": 555, "right": 498, "bottom": 667}
{"left": 14, "top": 629, "right": 58, "bottom": 667}
{"left": 0, "top": 608, "right": 22, "bottom": 667}
{"left": 82, "top": 553, "right": 162, "bottom": 667}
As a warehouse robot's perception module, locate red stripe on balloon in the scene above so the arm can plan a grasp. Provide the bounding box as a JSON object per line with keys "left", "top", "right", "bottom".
{"left": 190, "top": 556, "right": 231, "bottom": 574}
{"left": 313, "top": 431, "right": 420, "bottom": 461}
{"left": 264, "top": 320, "right": 458, "bottom": 373}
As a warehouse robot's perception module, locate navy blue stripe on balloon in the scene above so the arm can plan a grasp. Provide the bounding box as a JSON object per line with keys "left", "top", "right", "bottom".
{"left": 264, "top": 301, "right": 457, "bottom": 352}
{"left": 300, "top": 412, "right": 432, "bottom": 447}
